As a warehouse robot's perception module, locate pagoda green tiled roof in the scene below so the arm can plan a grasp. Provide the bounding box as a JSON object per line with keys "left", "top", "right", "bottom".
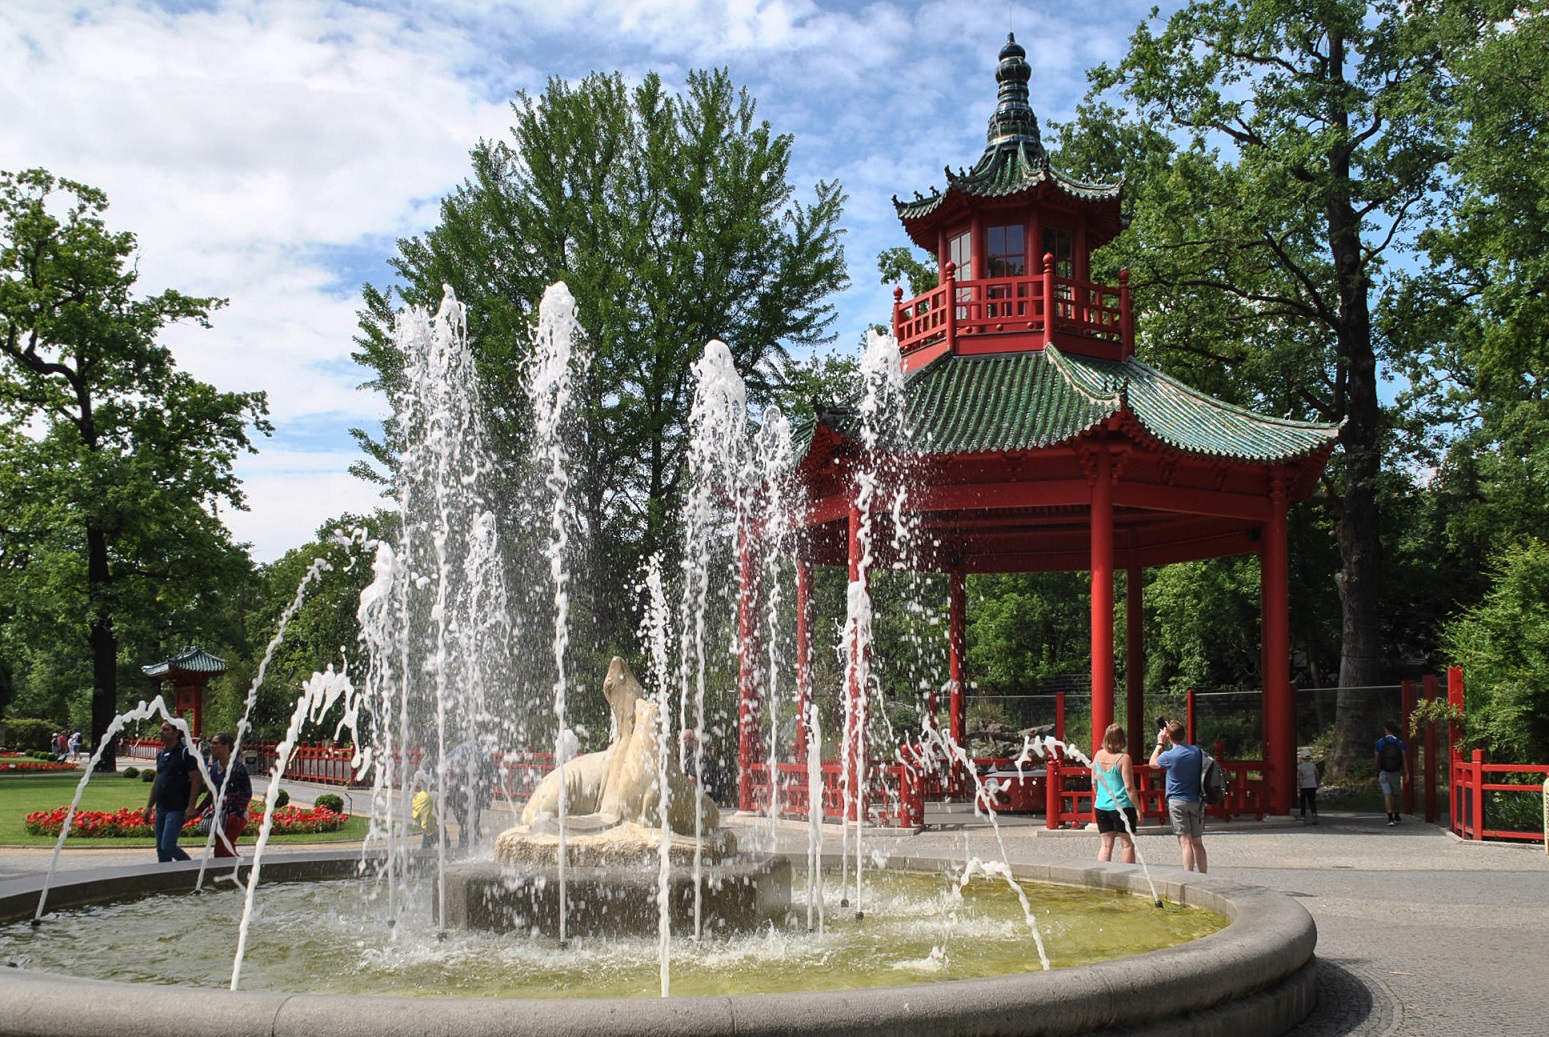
{"left": 894, "top": 34, "right": 1121, "bottom": 223}
{"left": 894, "top": 138, "right": 1122, "bottom": 222}
{"left": 142, "top": 644, "right": 228, "bottom": 678}
{"left": 800, "top": 347, "right": 1339, "bottom": 463}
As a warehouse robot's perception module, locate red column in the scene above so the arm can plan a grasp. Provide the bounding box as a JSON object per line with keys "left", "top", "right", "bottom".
{"left": 794, "top": 558, "right": 813, "bottom": 765}
{"left": 846, "top": 503, "right": 867, "bottom": 822}
{"left": 1422, "top": 672, "right": 1439, "bottom": 823}
{"left": 948, "top": 568, "right": 966, "bottom": 749}
{"left": 1126, "top": 567, "right": 1144, "bottom": 761}
{"left": 736, "top": 529, "right": 763, "bottom": 814}
{"left": 1089, "top": 446, "right": 1115, "bottom": 752}
{"left": 1261, "top": 476, "right": 1293, "bottom": 815}
{"left": 1401, "top": 680, "right": 1418, "bottom": 817}
{"left": 1042, "top": 252, "right": 1056, "bottom": 347}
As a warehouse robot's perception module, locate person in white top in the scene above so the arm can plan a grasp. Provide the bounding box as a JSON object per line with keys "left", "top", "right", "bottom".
{"left": 1296, "top": 749, "right": 1319, "bottom": 825}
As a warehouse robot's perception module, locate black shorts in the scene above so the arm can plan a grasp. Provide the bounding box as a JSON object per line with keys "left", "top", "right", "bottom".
{"left": 1095, "top": 806, "right": 1138, "bottom": 835}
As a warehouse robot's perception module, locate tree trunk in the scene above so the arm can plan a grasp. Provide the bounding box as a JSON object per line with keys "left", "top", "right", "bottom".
{"left": 87, "top": 522, "right": 119, "bottom": 773}
{"left": 1325, "top": 182, "right": 1385, "bottom": 782}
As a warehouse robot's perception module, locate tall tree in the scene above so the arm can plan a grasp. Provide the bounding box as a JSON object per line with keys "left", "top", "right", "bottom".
{"left": 0, "top": 169, "right": 270, "bottom": 767}
{"left": 1059, "top": 1, "right": 1501, "bottom": 777}
{"left": 355, "top": 69, "right": 847, "bottom": 663}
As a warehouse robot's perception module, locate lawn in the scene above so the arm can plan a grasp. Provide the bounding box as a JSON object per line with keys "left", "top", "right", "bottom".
{"left": 0, "top": 772, "right": 368, "bottom": 848}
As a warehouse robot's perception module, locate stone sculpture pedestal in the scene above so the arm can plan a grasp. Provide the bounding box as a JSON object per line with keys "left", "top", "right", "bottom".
{"left": 447, "top": 821, "right": 789, "bottom": 937}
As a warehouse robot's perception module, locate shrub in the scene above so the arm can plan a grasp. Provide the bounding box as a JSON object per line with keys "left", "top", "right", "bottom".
{"left": 122, "top": 766, "right": 140, "bottom": 778}
{"left": 273, "top": 787, "right": 290, "bottom": 808}
{"left": 141, "top": 769, "right": 156, "bottom": 782}
{"left": 1443, "top": 539, "right": 1549, "bottom": 764}
{"left": 5, "top": 718, "right": 57, "bottom": 753}
{"left": 314, "top": 793, "right": 344, "bottom": 813}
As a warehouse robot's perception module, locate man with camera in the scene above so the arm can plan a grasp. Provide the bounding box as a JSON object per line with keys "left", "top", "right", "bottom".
{"left": 1150, "top": 719, "right": 1209, "bottom": 873}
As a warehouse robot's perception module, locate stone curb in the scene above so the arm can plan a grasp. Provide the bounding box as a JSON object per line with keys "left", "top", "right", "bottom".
{"left": 0, "top": 850, "right": 1315, "bottom": 1037}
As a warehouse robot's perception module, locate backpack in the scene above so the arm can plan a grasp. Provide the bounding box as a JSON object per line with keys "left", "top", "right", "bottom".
{"left": 1379, "top": 737, "right": 1405, "bottom": 773}
{"left": 1200, "top": 750, "right": 1229, "bottom": 806}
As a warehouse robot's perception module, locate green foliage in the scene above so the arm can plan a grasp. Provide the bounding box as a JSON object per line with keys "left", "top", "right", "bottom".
{"left": 1442, "top": 539, "right": 1549, "bottom": 764}
{"left": 214, "top": 513, "right": 389, "bottom": 740}
{"left": 139, "top": 769, "right": 155, "bottom": 782}
{"left": 314, "top": 792, "right": 344, "bottom": 813}
{"left": 876, "top": 246, "right": 937, "bottom": 298}
{"left": 3, "top": 718, "right": 55, "bottom": 752}
{"left": 965, "top": 572, "right": 1091, "bottom": 690}
{"left": 0, "top": 168, "right": 270, "bottom": 754}
{"left": 121, "top": 766, "right": 139, "bottom": 779}
{"left": 272, "top": 787, "right": 290, "bottom": 809}
{"left": 354, "top": 69, "right": 847, "bottom": 664}
{"left": 1144, "top": 559, "right": 1261, "bottom": 696}
{"left": 1056, "top": 1, "right": 1504, "bottom": 776}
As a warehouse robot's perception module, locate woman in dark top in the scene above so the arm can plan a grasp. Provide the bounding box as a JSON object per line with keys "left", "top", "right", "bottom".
{"left": 196, "top": 731, "right": 253, "bottom": 858}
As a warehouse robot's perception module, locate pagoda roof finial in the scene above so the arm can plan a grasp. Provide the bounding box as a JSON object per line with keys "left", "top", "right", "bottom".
{"left": 987, "top": 33, "right": 1042, "bottom": 149}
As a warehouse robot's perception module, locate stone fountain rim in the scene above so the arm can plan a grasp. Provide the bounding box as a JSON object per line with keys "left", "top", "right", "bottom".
{"left": 0, "top": 849, "right": 1315, "bottom": 1037}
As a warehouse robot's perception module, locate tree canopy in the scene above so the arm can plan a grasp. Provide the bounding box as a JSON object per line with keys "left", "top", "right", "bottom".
{"left": 0, "top": 168, "right": 270, "bottom": 763}
{"left": 355, "top": 69, "right": 847, "bottom": 666}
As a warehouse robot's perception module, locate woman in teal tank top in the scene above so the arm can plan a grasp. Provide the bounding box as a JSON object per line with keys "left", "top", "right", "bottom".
{"left": 1092, "top": 723, "right": 1140, "bottom": 863}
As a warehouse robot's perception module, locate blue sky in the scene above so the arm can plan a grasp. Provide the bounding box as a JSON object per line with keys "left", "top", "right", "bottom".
{"left": 3, "top": 0, "right": 1176, "bottom": 562}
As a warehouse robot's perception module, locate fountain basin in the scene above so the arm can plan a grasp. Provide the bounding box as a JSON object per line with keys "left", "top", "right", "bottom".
{"left": 0, "top": 850, "right": 1315, "bottom": 1037}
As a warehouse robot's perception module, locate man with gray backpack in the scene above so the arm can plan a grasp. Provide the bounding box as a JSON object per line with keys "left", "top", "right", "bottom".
{"left": 1150, "top": 719, "right": 1209, "bottom": 873}
{"left": 1374, "top": 721, "right": 1409, "bottom": 826}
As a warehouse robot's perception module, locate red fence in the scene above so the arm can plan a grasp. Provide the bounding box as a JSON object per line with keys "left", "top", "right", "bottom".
{"left": 744, "top": 748, "right": 1265, "bottom": 830}
{"left": 1450, "top": 749, "right": 1549, "bottom": 844}
{"left": 893, "top": 262, "right": 1130, "bottom": 357}
{"left": 744, "top": 760, "right": 924, "bottom": 829}
{"left": 123, "top": 738, "right": 557, "bottom": 799}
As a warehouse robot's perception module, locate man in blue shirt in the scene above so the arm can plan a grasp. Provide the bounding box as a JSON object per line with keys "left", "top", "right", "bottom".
{"left": 1374, "top": 721, "right": 1409, "bottom": 826}
{"left": 144, "top": 720, "right": 201, "bottom": 863}
{"left": 1150, "top": 720, "right": 1208, "bottom": 873}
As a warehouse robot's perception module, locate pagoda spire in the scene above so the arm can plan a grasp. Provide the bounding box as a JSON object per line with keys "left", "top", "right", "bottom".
{"left": 986, "top": 33, "right": 1042, "bottom": 150}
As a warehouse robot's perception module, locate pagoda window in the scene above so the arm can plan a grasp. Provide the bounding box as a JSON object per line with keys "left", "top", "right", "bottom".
{"left": 986, "top": 224, "right": 1027, "bottom": 318}
{"left": 1043, "top": 227, "right": 1074, "bottom": 277}
{"left": 948, "top": 230, "right": 973, "bottom": 280}
{"left": 987, "top": 225, "right": 1026, "bottom": 278}
{"left": 1044, "top": 227, "right": 1075, "bottom": 319}
{"left": 948, "top": 230, "right": 973, "bottom": 319}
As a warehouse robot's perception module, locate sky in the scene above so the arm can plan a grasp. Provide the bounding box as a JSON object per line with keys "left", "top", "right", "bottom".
{"left": 1, "top": 0, "right": 1173, "bottom": 563}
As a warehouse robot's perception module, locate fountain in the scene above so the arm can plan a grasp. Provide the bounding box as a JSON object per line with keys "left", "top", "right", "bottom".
{"left": 445, "top": 656, "right": 791, "bottom": 936}
{"left": 0, "top": 283, "right": 1317, "bottom": 1036}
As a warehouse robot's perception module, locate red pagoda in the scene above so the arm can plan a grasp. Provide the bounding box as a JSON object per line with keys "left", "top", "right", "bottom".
{"left": 738, "top": 35, "right": 1339, "bottom": 819}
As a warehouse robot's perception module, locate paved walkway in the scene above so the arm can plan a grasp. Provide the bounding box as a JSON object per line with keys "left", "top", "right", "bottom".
{"left": 3, "top": 786, "right": 1546, "bottom": 1036}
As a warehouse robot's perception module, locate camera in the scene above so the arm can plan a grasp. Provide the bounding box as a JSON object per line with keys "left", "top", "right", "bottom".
{"left": 1154, "top": 715, "right": 1168, "bottom": 731}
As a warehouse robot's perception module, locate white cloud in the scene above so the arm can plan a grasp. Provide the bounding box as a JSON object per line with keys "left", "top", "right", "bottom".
{"left": 2, "top": 0, "right": 1170, "bottom": 563}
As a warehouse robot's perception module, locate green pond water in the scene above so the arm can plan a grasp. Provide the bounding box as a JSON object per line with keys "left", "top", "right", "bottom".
{"left": 0, "top": 868, "right": 1225, "bottom": 998}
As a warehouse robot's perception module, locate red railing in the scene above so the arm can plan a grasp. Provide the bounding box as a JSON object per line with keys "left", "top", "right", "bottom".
{"left": 123, "top": 738, "right": 557, "bottom": 797}
{"left": 744, "top": 760, "right": 924, "bottom": 829}
{"left": 1450, "top": 750, "right": 1549, "bottom": 844}
{"left": 742, "top": 748, "right": 1266, "bottom": 831}
{"left": 892, "top": 260, "right": 1130, "bottom": 357}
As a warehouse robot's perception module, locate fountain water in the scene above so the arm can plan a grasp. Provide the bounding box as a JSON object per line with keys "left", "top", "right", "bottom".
{"left": 0, "top": 283, "right": 1319, "bottom": 1037}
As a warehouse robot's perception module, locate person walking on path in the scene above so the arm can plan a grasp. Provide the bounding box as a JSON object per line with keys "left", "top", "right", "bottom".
{"left": 194, "top": 731, "right": 252, "bottom": 858}
{"left": 1375, "top": 721, "right": 1409, "bottom": 826}
{"left": 1296, "top": 749, "right": 1320, "bottom": 825}
{"left": 1091, "top": 723, "right": 1140, "bottom": 864}
{"left": 1150, "top": 719, "right": 1208, "bottom": 873}
{"left": 145, "top": 721, "right": 201, "bottom": 862}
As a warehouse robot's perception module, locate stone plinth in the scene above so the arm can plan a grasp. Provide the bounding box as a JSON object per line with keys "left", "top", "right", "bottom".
{"left": 444, "top": 852, "right": 791, "bottom": 937}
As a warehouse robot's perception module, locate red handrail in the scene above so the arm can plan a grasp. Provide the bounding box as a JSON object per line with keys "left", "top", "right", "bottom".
{"left": 893, "top": 268, "right": 1127, "bottom": 355}
{"left": 1450, "top": 749, "right": 1549, "bottom": 843}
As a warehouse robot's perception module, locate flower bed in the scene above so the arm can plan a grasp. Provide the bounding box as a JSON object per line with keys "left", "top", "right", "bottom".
{"left": 0, "top": 756, "right": 79, "bottom": 773}
{"left": 23, "top": 805, "right": 350, "bottom": 838}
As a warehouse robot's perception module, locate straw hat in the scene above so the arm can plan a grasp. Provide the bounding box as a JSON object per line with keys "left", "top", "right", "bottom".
{"left": 1298, "top": 748, "right": 1313, "bottom": 760}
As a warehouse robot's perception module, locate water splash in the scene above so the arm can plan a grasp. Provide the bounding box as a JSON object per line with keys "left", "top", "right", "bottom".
{"left": 526, "top": 281, "right": 586, "bottom": 942}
